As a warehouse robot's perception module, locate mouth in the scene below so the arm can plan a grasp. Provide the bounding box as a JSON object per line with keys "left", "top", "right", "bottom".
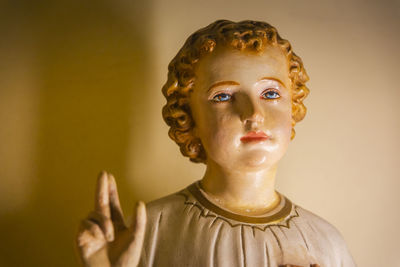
{"left": 240, "top": 131, "right": 270, "bottom": 143}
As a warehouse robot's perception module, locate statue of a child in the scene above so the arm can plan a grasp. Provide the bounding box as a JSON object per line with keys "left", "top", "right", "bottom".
{"left": 77, "top": 20, "right": 356, "bottom": 267}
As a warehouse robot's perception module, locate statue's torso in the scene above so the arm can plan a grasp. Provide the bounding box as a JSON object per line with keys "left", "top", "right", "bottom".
{"left": 139, "top": 182, "right": 355, "bottom": 267}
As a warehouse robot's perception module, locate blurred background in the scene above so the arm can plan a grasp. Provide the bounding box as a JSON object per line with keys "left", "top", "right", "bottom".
{"left": 0, "top": 0, "right": 399, "bottom": 266}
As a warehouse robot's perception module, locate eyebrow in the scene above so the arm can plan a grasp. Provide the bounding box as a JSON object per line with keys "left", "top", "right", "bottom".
{"left": 206, "top": 77, "right": 286, "bottom": 93}
{"left": 258, "top": 77, "right": 286, "bottom": 87}
{"left": 207, "top": 81, "right": 240, "bottom": 92}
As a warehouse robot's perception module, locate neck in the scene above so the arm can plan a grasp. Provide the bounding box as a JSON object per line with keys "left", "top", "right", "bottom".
{"left": 200, "top": 160, "right": 279, "bottom": 215}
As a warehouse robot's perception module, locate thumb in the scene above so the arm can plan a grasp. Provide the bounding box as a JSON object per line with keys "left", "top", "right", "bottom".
{"left": 130, "top": 201, "right": 147, "bottom": 233}
{"left": 107, "top": 202, "right": 146, "bottom": 267}
{"left": 126, "top": 201, "right": 147, "bottom": 263}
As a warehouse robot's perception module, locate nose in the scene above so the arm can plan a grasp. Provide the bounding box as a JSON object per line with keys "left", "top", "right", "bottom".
{"left": 238, "top": 95, "right": 264, "bottom": 126}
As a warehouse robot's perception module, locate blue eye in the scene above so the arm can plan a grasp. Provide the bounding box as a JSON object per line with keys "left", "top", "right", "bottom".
{"left": 261, "top": 90, "right": 280, "bottom": 100}
{"left": 212, "top": 93, "right": 232, "bottom": 102}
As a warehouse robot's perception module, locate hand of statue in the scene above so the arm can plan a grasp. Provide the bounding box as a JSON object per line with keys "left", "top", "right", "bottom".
{"left": 77, "top": 172, "right": 147, "bottom": 267}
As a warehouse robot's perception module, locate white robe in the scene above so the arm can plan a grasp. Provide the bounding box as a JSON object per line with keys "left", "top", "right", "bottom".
{"left": 139, "top": 182, "right": 356, "bottom": 267}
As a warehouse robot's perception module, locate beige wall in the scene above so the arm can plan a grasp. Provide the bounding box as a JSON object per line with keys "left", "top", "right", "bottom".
{"left": 0, "top": 0, "right": 399, "bottom": 266}
{"left": 0, "top": 1, "right": 153, "bottom": 266}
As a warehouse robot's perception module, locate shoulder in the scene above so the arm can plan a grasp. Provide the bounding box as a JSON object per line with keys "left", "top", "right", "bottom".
{"left": 294, "top": 205, "right": 356, "bottom": 265}
{"left": 144, "top": 188, "right": 190, "bottom": 221}
{"left": 295, "top": 205, "right": 344, "bottom": 240}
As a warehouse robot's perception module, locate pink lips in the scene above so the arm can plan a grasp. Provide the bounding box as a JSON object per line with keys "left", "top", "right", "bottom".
{"left": 240, "top": 131, "right": 270, "bottom": 143}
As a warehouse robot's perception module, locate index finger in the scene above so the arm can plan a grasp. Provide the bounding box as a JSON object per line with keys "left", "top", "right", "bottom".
{"left": 95, "top": 171, "right": 111, "bottom": 218}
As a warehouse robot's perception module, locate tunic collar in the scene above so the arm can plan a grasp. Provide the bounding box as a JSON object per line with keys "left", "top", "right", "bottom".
{"left": 187, "top": 181, "right": 293, "bottom": 225}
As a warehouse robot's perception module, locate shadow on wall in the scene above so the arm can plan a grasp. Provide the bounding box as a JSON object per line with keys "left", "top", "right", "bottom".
{"left": 0, "top": 1, "right": 152, "bottom": 266}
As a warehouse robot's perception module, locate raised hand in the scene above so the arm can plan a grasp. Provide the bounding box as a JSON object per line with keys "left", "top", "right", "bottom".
{"left": 77, "top": 172, "right": 146, "bottom": 267}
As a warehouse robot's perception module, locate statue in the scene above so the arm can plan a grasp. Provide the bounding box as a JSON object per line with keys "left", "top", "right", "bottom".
{"left": 76, "top": 20, "right": 356, "bottom": 267}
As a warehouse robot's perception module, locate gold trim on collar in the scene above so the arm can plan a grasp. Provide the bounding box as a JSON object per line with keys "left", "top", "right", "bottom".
{"left": 187, "top": 182, "right": 293, "bottom": 225}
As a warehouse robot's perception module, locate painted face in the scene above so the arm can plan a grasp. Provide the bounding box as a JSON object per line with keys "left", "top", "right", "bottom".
{"left": 189, "top": 46, "right": 292, "bottom": 170}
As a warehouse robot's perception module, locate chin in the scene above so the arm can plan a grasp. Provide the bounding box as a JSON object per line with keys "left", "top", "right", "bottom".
{"left": 238, "top": 151, "right": 276, "bottom": 170}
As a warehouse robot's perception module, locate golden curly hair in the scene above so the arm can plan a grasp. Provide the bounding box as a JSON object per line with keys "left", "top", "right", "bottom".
{"left": 162, "top": 20, "right": 309, "bottom": 163}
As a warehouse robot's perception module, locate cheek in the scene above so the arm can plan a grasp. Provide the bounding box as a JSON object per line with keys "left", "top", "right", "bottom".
{"left": 264, "top": 103, "right": 292, "bottom": 142}
{"left": 275, "top": 115, "right": 292, "bottom": 148}
{"left": 199, "top": 112, "right": 241, "bottom": 159}
{"left": 266, "top": 104, "right": 291, "bottom": 126}
{"left": 202, "top": 112, "right": 237, "bottom": 145}
{"left": 274, "top": 112, "right": 292, "bottom": 135}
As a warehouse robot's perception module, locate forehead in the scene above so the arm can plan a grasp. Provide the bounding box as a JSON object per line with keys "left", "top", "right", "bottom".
{"left": 194, "top": 45, "right": 290, "bottom": 88}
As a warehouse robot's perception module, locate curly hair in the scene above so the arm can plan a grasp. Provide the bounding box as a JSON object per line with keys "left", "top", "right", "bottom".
{"left": 162, "top": 20, "right": 309, "bottom": 163}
